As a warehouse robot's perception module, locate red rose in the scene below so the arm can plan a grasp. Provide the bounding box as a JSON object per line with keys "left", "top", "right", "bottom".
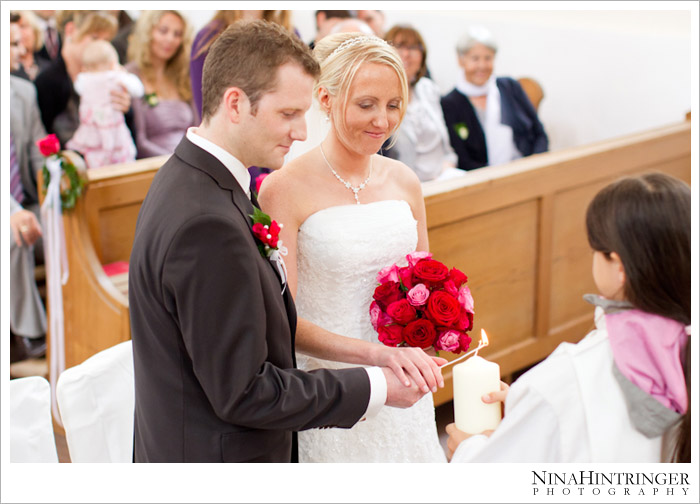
{"left": 455, "top": 308, "right": 474, "bottom": 332}
{"left": 373, "top": 281, "right": 403, "bottom": 310}
{"left": 449, "top": 267, "right": 468, "bottom": 287}
{"left": 36, "top": 134, "right": 61, "bottom": 157}
{"left": 386, "top": 299, "right": 417, "bottom": 325}
{"left": 426, "top": 291, "right": 461, "bottom": 327}
{"left": 413, "top": 259, "right": 449, "bottom": 284}
{"left": 459, "top": 333, "right": 472, "bottom": 352}
{"left": 252, "top": 222, "right": 268, "bottom": 243}
{"left": 443, "top": 279, "right": 458, "bottom": 297}
{"left": 398, "top": 266, "right": 415, "bottom": 289}
{"left": 255, "top": 173, "right": 269, "bottom": 194}
{"left": 378, "top": 325, "right": 404, "bottom": 347}
{"left": 402, "top": 319, "right": 437, "bottom": 349}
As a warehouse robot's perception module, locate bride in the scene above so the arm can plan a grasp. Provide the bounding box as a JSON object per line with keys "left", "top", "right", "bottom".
{"left": 259, "top": 33, "right": 447, "bottom": 462}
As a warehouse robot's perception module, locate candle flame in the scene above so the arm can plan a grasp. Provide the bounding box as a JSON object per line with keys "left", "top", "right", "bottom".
{"left": 480, "top": 329, "right": 489, "bottom": 347}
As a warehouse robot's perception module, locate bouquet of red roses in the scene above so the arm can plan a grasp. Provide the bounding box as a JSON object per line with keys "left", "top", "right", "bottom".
{"left": 370, "top": 252, "right": 474, "bottom": 353}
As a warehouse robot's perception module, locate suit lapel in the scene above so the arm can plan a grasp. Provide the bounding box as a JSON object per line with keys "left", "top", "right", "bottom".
{"left": 173, "top": 137, "right": 297, "bottom": 355}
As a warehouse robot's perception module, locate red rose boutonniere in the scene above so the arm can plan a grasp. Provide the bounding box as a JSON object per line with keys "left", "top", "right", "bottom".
{"left": 250, "top": 207, "right": 288, "bottom": 291}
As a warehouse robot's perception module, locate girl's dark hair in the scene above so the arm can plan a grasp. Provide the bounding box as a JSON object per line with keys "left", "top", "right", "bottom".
{"left": 586, "top": 172, "right": 690, "bottom": 462}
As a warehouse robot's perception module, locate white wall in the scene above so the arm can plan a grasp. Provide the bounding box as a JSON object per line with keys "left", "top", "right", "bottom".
{"left": 138, "top": 8, "right": 692, "bottom": 152}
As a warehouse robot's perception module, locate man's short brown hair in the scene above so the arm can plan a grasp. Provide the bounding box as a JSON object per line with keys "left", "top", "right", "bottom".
{"left": 201, "top": 20, "right": 320, "bottom": 121}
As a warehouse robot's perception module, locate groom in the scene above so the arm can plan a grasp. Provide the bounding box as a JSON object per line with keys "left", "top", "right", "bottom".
{"left": 129, "top": 21, "right": 427, "bottom": 462}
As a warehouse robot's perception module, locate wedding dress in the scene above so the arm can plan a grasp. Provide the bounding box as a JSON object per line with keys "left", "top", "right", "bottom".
{"left": 295, "top": 199, "right": 447, "bottom": 462}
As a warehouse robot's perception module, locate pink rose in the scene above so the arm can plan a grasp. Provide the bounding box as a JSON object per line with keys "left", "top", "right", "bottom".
{"left": 378, "top": 325, "right": 404, "bottom": 347}
{"left": 406, "top": 283, "right": 430, "bottom": 307}
{"left": 255, "top": 173, "right": 269, "bottom": 194}
{"left": 458, "top": 285, "right": 474, "bottom": 313}
{"left": 369, "top": 301, "right": 392, "bottom": 330}
{"left": 406, "top": 251, "right": 433, "bottom": 267}
{"left": 459, "top": 333, "right": 472, "bottom": 353}
{"left": 376, "top": 263, "right": 400, "bottom": 284}
{"left": 435, "top": 329, "right": 461, "bottom": 352}
{"left": 399, "top": 266, "right": 415, "bottom": 289}
{"left": 387, "top": 299, "right": 417, "bottom": 325}
{"left": 36, "top": 134, "right": 61, "bottom": 157}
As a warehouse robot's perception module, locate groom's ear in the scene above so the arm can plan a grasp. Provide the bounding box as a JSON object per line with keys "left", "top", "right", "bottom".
{"left": 222, "top": 87, "right": 249, "bottom": 124}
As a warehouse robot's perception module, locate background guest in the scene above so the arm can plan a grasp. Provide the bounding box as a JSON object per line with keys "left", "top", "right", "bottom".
{"left": 441, "top": 26, "right": 548, "bottom": 171}
{"left": 309, "top": 10, "right": 352, "bottom": 49}
{"left": 383, "top": 25, "right": 458, "bottom": 182}
{"left": 9, "top": 13, "right": 48, "bottom": 362}
{"left": 34, "top": 10, "right": 127, "bottom": 146}
{"left": 357, "top": 10, "right": 386, "bottom": 37}
{"left": 189, "top": 10, "right": 293, "bottom": 122}
{"left": 329, "top": 19, "right": 373, "bottom": 35}
{"left": 110, "top": 10, "right": 135, "bottom": 64}
{"left": 14, "top": 11, "right": 48, "bottom": 81}
{"left": 32, "top": 10, "right": 61, "bottom": 68}
{"left": 67, "top": 41, "right": 144, "bottom": 168}
{"left": 126, "top": 10, "right": 194, "bottom": 158}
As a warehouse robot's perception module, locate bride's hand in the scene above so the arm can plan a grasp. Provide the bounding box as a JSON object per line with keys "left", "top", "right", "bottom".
{"left": 370, "top": 345, "right": 446, "bottom": 394}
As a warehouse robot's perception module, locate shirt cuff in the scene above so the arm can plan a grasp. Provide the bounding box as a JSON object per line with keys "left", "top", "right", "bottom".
{"left": 362, "top": 366, "right": 387, "bottom": 420}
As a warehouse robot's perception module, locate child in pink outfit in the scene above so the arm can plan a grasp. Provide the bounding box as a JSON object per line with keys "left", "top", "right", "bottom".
{"left": 67, "top": 40, "right": 144, "bottom": 169}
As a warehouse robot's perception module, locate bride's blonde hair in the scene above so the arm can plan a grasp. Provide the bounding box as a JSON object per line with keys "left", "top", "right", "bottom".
{"left": 314, "top": 33, "right": 408, "bottom": 149}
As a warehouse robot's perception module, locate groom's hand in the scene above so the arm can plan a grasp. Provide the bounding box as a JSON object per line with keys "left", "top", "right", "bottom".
{"left": 382, "top": 368, "right": 426, "bottom": 408}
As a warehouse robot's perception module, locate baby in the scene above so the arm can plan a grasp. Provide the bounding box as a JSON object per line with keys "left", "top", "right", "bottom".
{"left": 66, "top": 40, "right": 144, "bottom": 169}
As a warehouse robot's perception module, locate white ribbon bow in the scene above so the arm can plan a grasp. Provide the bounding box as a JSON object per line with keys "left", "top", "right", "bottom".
{"left": 269, "top": 244, "right": 288, "bottom": 295}
{"left": 40, "top": 155, "right": 69, "bottom": 427}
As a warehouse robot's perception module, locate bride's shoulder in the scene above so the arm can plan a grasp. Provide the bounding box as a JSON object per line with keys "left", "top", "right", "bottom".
{"left": 374, "top": 155, "right": 421, "bottom": 193}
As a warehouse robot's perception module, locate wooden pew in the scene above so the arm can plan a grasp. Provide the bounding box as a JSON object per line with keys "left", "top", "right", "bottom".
{"left": 52, "top": 155, "right": 168, "bottom": 371}
{"left": 425, "top": 120, "right": 691, "bottom": 405}
{"left": 49, "top": 121, "right": 690, "bottom": 408}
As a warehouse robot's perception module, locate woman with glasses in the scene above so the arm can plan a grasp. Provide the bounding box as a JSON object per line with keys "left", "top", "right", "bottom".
{"left": 383, "top": 25, "right": 458, "bottom": 182}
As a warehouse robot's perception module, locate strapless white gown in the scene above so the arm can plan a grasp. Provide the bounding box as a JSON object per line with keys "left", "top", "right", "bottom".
{"left": 295, "top": 199, "right": 446, "bottom": 462}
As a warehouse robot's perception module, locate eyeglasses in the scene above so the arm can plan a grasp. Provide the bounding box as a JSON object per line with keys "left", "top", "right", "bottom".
{"left": 392, "top": 43, "right": 423, "bottom": 53}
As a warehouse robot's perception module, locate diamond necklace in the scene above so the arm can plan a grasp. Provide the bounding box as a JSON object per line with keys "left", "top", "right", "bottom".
{"left": 320, "top": 144, "right": 372, "bottom": 205}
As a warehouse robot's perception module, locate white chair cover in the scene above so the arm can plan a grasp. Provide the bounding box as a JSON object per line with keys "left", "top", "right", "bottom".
{"left": 56, "top": 340, "right": 134, "bottom": 462}
{"left": 10, "top": 376, "right": 59, "bottom": 462}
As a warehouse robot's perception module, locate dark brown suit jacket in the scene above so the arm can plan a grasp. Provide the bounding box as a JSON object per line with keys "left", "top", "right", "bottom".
{"left": 129, "top": 137, "right": 370, "bottom": 462}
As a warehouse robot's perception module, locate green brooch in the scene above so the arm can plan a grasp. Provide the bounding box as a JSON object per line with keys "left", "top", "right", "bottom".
{"left": 454, "top": 122, "right": 469, "bottom": 140}
{"left": 144, "top": 92, "right": 159, "bottom": 108}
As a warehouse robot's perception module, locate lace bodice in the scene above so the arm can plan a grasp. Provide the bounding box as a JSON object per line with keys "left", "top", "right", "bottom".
{"left": 295, "top": 200, "right": 446, "bottom": 462}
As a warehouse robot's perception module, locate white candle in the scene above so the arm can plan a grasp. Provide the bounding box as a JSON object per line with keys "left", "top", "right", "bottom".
{"left": 453, "top": 355, "right": 502, "bottom": 434}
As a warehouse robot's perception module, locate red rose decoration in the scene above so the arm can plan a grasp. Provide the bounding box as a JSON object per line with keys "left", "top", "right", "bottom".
{"left": 426, "top": 291, "right": 461, "bottom": 327}
{"left": 398, "top": 266, "right": 415, "bottom": 289}
{"left": 252, "top": 222, "right": 267, "bottom": 242}
{"left": 373, "top": 281, "right": 403, "bottom": 310}
{"left": 449, "top": 267, "right": 468, "bottom": 287}
{"left": 413, "top": 259, "right": 449, "bottom": 284}
{"left": 402, "top": 319, "right": 437, "bottom": 349}
{"left": 386, "top": 299, "right": 417, "bottom": 325}
{"left": 255, "top": 173, "right": 269, "bottom": 194}
{"left": 456, "top": 308, "right": 474, "bottom": 332}
{"left": 459, "top": 333, "right": 472, "bottom": 352}
{"left": 36, "top": 134, "right": 61, "bottom": 157}
{"left": 378, "top": 325, "right": 404, "bottom": 347}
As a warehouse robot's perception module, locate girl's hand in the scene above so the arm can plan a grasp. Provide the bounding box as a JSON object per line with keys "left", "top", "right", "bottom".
{"left": 445, "top": 422, "right": 495, "bottom": 461}
{"left": 370, "top": 344, "right": 446, "bottom": 394}
{"left": 482, "top": 381, "right": 510, "bottom": 405}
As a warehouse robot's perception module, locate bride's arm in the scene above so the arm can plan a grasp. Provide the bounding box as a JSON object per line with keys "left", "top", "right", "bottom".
{"left": 259, "top": 165, "right": 445, "bottom": 393}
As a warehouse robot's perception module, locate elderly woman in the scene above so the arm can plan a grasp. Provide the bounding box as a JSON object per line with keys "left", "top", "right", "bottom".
{"left": 384, "top": 25, "right": 457, "bottom": 182}
{"left": 441, "top": 26, "right": 548, "bottom": 171}
{"left": 126, "top": 10, "right": 195, "bottom": 158}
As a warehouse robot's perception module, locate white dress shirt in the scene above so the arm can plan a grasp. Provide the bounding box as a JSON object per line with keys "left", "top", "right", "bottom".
{"left": 185, "top": 127, "right": 387, "bottom": 420}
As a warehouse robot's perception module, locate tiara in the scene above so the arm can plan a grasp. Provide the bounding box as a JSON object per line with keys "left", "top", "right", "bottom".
{"left": 329, "top": 35, "right": 389, "bottom": 59}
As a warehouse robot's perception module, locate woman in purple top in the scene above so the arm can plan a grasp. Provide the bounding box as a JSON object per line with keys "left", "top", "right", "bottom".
{"left": 126, "top": 10, "right": 195, "bottom": 158}
{"left": 189, "top": 10, "right": 295, "bottom": 123}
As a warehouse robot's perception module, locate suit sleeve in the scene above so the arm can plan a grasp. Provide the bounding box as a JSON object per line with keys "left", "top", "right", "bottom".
{"left": 162, "top": 214, "right": 371, "bottom": 431}
{"left": 441, "top": 96, "right": 484, "bottom": 172}
{"left": 509, "top": 79, "right": 549, "bottom": 154}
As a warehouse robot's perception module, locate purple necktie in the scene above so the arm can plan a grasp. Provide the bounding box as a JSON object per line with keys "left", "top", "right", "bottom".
{"left": 45, "top": 26, "right": 58, "bottom": 59}
{"left": 10, "top": 132, "right": 24, "bottom": 204}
